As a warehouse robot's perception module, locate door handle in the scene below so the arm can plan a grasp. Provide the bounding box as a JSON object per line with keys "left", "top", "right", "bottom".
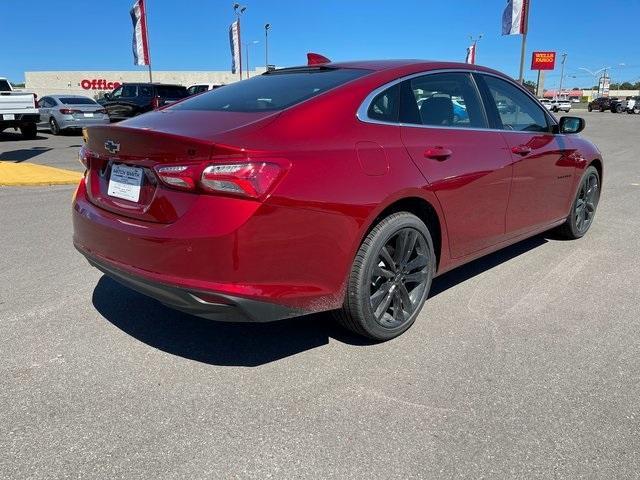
{"left": 511, "top": 145, "right": 532, "bottom": 156}
{"left": 424, "top": 147, "right": 452, "bottom": 161}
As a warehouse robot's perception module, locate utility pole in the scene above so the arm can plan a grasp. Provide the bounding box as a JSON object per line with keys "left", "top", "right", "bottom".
{"left": 557, "top": 53, "right": 567, "bottom": 99}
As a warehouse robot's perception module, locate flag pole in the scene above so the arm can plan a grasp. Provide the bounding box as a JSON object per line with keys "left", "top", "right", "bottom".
{"left": 144, "top": 0, "right": 152, "bottom": 82}
{"left": 518, "top": 0, "right": 530, "bottom": 84}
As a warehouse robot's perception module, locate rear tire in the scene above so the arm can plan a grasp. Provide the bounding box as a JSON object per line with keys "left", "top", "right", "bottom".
{"left": 588, "top": 105, "right": 593, "bottom": 112}
{"left": 335, "top": 212, "right": 435, "bottom": 341}
{"left": 20, "top": 123, "right": 37, "bottom": 139}
{"left": 49, "top": 118, "right": 60, "bottom": 135}
{"left": 556, "top": 166, "right": 600, "bottom": 239}
{"left": 615, "top": 104, "right": 623, "bottom": 113}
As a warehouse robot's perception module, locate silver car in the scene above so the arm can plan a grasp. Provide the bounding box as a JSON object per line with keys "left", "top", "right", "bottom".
{"left": 37, "top": 95, "right": 109, "bottom": 135}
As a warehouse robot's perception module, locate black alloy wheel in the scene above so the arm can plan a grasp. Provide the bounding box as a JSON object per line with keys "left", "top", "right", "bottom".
{"left": 557, "top": 166, "right": 600, "bottom": 239}
{"left": 336, "top": 212, "right": 435, "bottom": 340}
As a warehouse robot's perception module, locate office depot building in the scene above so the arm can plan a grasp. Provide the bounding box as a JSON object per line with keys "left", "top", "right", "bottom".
{"left": 24, "top": 69, "right": 265, "bottom": 98}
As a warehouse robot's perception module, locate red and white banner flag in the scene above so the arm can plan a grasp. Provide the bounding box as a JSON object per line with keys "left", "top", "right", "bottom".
{"left": 465, "top": 44, "right": 476, "bottom": 64}
{"left": 130, "top": 0, "right": 150, "bottom": 66}
{"left": 229, "top": 20, "right": 241, "bottom": 75}
{"left": 502, "top": 0, "right": 529, "bottom": 35}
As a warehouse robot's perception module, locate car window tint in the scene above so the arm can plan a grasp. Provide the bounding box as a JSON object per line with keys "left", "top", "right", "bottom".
{"left": 156, "top": 86, "right": 187, "bottom": 99}
{"left": 172, "top": 68, "right": 369, "bottom": 112}
{"left": 400, "top": 72, "right": 486, "bottom": 129}
{"left": 110, "top": 86, "right": 123, "bottom": 98}
{"left": 0, "top": 79, "right": 11, "bottom": 91}
{"left": 139, "top": 85, "right": 153, "bottom": 97}
{"left": 367, "top": 85, "right": 399, "bottom": 123}
{"left": 121, "top": 85, "right": 137, "bottom": 97}
{"left": 59, "top": 97, "right": 97, "bottom": 105}
{"left": 481, "top": 75, "right": 549, "bottom": 132}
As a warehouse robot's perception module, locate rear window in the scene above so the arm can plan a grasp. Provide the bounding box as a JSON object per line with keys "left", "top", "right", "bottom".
{"left": 156, "top": 86, "right": 187, "bottom": 99}
{"left": 172, "top": 68, "right": 369, "bottom": 112}
{"left": 0, "top": 79, "right": 11, "bottom": 91}
{"left": 59, "top": 97, "right": 97, "bottom": 105}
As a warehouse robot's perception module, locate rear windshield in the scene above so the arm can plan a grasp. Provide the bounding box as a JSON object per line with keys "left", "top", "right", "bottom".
{"left": 171, "top": 68, "right": 369, "bottom": 112}
{"left": 59, "top": 97, "right": 97, "bottom": 105}
{"left": 156, "top": 86, "right": 187, "bottom": 99}
{"left": 0, "top": 79, "right": 11, "bottom": 91}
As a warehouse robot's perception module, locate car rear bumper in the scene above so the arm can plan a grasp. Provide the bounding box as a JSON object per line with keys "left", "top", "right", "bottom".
{"left": 78, "top": 246, "right": 304, "bottom": 322}
{"left": 59, "top": 117, "right": 110, "bottom": 129}
{"left": 72, "top": 179, "right": 352, "bottom": 316}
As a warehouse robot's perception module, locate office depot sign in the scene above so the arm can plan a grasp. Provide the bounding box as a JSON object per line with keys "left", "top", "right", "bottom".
{"left": 80, "top": 79, "right": 122, "bottom": 91}
{"left": 531, "top": 52, "right": 556, "bottom": 70}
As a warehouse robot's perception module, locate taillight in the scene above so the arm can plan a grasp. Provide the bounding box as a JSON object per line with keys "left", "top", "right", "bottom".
{"left": 201, "top": 163, "right": 283, "bottom": 199}
{"left": 59, "top": 108, "right": 80, "bottom": 115}
{"left": 154, "top": 161, "right": 286, "bottom": 199}
{"left": 78, "top": 146, "right": 90, "bottom": 169}
{"left": 95, "top": 108, "right": 107, "bottom": 114}
{"left": 151, "top": 96, "right": 161, "bottom": 109}
{"left": 155, "top": 165, "right": 199, "bottom": 191}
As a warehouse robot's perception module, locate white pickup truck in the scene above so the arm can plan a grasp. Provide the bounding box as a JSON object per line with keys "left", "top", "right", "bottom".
{"left": 0, "top": 77, "right": 40, "bottom": 139}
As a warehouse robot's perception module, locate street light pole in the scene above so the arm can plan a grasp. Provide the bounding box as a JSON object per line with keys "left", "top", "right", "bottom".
{"left": 557, "top": 53, "right": 567, "bottom": 99}
{"left": 264, "top": 23, "right": 271, "bottom": 70}
{"left": 233, "top": 3, "right": 246, "bottom": 81}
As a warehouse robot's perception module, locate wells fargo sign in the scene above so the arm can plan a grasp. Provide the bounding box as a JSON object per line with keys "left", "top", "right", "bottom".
{"left": 531, "top": 52, "right": 556, "bottom": 70}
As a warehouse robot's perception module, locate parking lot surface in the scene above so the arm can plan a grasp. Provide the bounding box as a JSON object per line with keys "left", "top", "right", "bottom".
{"left": 1, "top": 112, "right": 639, "bottom": 479}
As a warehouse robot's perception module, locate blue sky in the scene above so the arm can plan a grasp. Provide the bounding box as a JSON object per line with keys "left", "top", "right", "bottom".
{"left": 1, "top": 0, "right": 639, "bottom": 88}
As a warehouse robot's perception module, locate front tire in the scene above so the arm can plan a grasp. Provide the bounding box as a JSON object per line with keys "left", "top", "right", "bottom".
{"left": 335, "top": 212, "right": 435, "bottom": 341}
{"left": 588, "top": 105, "right": 593, "bottom": 112}
{"left": 557, "top": 166, "right": 600, "bottom": 239}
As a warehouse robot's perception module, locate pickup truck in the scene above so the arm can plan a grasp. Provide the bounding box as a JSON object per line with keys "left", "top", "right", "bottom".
{"left": 0, "top": 77, "right": 40, "bottom": 139}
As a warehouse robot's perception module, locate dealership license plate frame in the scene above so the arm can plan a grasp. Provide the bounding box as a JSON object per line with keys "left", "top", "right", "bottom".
{"left": 108, "top": 164, "right": 144, "bottom": 202}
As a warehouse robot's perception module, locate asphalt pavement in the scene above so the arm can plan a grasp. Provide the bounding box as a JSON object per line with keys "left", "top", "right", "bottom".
{"left": 1, "top": 111, "right": 639, "bottom": 479}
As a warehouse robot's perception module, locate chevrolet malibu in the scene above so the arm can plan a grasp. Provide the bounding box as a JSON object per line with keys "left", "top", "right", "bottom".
{"left": 72, "top": 59, "right": 602, "bottom": 340}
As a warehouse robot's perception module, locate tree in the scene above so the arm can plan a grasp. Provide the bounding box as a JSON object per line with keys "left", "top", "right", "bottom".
{"left": 523, "top": 80, "right": 536, "bottom": 94}
{"left": 619, "top": 82, "right": 634, "bottom": 90}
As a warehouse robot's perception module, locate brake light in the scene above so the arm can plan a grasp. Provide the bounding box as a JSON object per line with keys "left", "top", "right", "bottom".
{"left": 155, "top": 164, "right": 198, "bottom": 191}
{"left": 95, "top": 108, "right": 107, "bottom": 114}
{"left": 201, "top": 163, "right": 282, "bottom": 199}
{"left": 154, "top": 161, "right": 286, "bottom": 199}
{"left": 151, "top": 96, "right": 161, "bottom": 109}
{"left": 59, "top": 108, "right": 80, "bottom": 115}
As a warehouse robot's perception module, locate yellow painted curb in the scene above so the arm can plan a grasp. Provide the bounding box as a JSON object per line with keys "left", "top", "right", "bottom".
{"left": 0, "top": 161, "right": 82, "bottom": 186}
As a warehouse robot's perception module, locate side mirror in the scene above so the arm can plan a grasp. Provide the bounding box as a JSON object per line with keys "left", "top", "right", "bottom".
{"left": 558, "top": 116, "right": 585, "bottom": 134}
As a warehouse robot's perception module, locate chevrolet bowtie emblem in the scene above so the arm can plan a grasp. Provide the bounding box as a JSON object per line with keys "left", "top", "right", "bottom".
{"left": 104, "top": 139, "right": 120, "bottom": 155}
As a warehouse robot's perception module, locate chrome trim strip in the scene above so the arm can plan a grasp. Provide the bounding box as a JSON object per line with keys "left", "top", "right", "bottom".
{"left": 355, "top": 67, "right": 559, "bottom": 132}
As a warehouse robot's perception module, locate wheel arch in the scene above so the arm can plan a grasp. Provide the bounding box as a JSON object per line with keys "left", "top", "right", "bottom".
{"left": 590, "top": 158, "right": 603, "bottom": 184}
{"left": 362, "top": 195, "right": 445, "bottom": 271}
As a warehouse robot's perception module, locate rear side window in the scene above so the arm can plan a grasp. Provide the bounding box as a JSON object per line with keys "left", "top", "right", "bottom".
{"left": 479, "top": 75, "right": 549, "bottom": 132}
{"left": 172, "top": 68, "right": 369, "bottom": 112}
{"left": 367, "top": 85, "right": 399, "bottom": 122}
{"left": 139, "top": 85, "right": 153, "bottom": 97}
{"left": 0, "top": 79, "right": 11, "bottom": 91}
{"left": 400, "top": 72, "right": 486, "bottom": 129}
{"left": 59, "top": 97, "right": 97, "bottom": 105}
{"left": 121, "top": 85, "right": 138, "bottom": 97}
{"left": 156, "top": 86, "right": 187, "bottom": 99}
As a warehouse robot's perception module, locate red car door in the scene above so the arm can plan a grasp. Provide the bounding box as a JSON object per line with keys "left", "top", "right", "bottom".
{"left": 399, "top": 72, "right": 513, "bottom": 259}
{"left": 475, "top": 73, "right": 576, "bottom": 236}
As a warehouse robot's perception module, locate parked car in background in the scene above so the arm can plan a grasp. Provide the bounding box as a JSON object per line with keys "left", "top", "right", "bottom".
{"left": 186, "top": 83, "right": 223, "bottom": 96}
{"left": 539, "top": 98, "right": 552, "bottom": 111}
{"left": 609, "top": 98, "right": 627, "bottom": 113}
{"left": 626, "top": 96, "right": 640, "bottom": 114}
{"left": 0, "top": 76, "right": 39, "bottom": 138}
{"left": 38, "top": 95, "right": 109, "bottom": 135}
{"left": 549, "top": 98, "right": 571, "bottom": 113}
{"left": 100, "top": 83, "right": 188, "bottom": 121}
{"left": 73, "top": 59, "right": 603, "bottom": 341}
{"left": 588, "top": 97, "right": 616, "bottom": 112}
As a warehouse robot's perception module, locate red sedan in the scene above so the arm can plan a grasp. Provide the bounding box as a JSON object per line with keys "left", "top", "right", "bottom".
{"left": 72, "top": 59, "right": 602, "bottom": 340}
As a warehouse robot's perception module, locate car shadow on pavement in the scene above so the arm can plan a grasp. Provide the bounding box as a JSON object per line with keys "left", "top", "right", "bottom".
{"left": 0, "top": 147, "right": 52, "bottom": 162}
{"left": 0, "top": 131, "right": 48, "bottom": 142}
{"left": 92, "top": 275, "right": 371, "bottom": 367}
{"left": 92, "top": 234, "right": 548, "bottom": 367}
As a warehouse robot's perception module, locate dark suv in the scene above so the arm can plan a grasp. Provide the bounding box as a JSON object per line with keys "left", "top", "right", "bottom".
{"left": 100, "top": 83, "right": 188, "bottom": 121}
{"left": 587, "top": 96, "right": 618, "bottom": 112}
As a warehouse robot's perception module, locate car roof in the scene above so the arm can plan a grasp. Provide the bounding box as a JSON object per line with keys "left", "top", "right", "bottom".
{"left": 48, "top": 94, "right": 94, "bottom": 99}
{"left": 121, "top": 82, "right": 185, "bottom": 87}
